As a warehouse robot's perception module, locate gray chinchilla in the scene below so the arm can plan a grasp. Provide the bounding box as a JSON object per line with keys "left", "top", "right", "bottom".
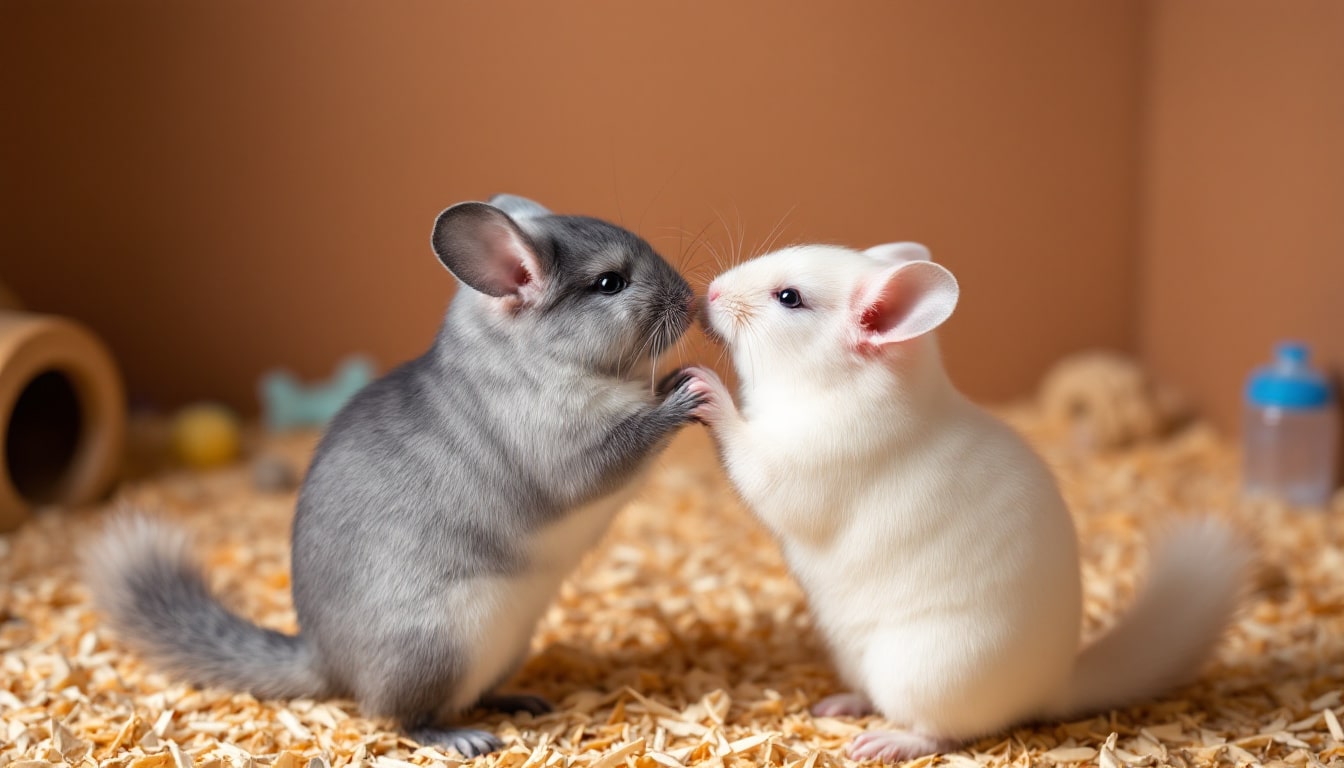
{"left": 86, "top": 194, "right": 708, "bottom": 757}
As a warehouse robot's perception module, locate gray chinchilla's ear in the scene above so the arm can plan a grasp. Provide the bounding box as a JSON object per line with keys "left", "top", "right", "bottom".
{"left": 488, "top": 194, "right": 552, "bottom": 220}
{"left": 431, "top": 202, "right": 545, "bottom": 301}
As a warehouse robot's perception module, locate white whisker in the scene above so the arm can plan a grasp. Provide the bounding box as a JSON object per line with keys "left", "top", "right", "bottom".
{"left": 755, "top": 203, "right": 798, "bottom": 261}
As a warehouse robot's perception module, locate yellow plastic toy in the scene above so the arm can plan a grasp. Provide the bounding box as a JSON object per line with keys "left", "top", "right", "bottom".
{"left": 172, "top": 403, "right": 242, "bottom": 468}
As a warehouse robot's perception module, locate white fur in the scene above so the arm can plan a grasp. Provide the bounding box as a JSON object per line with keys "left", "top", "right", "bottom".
{"left": 863, "top": 241, "right": 931, "bottom": 264}
{"left": 446, "top": 483, "right": 638, "bottom": 711}
{"left": 694, "top": 244, "right": 1251, "bottom": 756}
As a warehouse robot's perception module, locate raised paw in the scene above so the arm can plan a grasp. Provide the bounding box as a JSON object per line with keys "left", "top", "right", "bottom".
{"left": 679, "top": 365, "right": 730, "bottom": 425}
{"left": 476, "top": 692, "right": 553, "bottom": 717}
{"left": 811, "top": 692, "right": 874, "bottom": 718}
{"left": 656, "top": 368, "right": 708, "bottom": 423}
{"left": 848, "top": 730, "right": 955, "bottom": 763}
{"left": 409, "top": 726, "right": 503, "bottom": 758}
{"left": 655, "top": 366, "right": 694, "bottom": 397}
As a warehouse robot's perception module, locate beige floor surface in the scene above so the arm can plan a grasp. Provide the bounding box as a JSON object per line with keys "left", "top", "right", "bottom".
{"left": 2, "top": 410, "right": 1343, "bottom": 768}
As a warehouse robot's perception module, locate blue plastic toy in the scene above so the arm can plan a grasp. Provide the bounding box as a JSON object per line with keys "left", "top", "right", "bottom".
{"left": 260, "top": 356, "right": 375, "bottom": 431}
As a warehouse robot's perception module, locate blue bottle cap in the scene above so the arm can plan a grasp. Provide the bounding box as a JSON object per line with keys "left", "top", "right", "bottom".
{"left": 1245, "top": 342, "right": 1333, "bottom": 409}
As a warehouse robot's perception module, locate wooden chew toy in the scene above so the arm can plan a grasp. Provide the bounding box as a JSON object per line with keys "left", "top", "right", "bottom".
{"left": 0, "top": 301, "right": 126, "bottom": 532}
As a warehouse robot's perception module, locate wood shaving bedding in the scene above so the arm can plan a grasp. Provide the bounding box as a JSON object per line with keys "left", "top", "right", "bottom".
{"left": 3, "top": 411, "right": 1343, "bottom": 767}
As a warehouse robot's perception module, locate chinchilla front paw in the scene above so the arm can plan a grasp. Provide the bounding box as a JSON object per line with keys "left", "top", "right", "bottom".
{"left": 658, "top": 368, "right": 709, "bottom": 424}
{"left": 655, "top": 366, "right": 696, "bottom": 398}
{"left": 680, "top": 366, "right": 730, "bottom": 425}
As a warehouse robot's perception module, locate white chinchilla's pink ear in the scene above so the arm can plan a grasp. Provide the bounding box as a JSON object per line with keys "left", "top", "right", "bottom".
{"left": 431, "top": 201, "right": 545, "bottom": 301}
{"left": 863, "top": 241, "right": 932, "bottom": 264}
{"left": 854, "top": 260, "right": 959, "bottom": 346}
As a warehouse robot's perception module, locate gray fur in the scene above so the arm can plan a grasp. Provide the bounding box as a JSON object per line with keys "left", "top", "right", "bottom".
{"left": 488, "top": 193, "right": 551, "bottom": 220}
{"left": 86, "top": 194, "right": 699, "bottom": 757}
{"left": 85, "top": 517, "right": 329, "bottom": 699}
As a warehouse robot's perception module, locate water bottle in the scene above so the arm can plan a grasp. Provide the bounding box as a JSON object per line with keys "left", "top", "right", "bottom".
{"left": 1243, "top": 342, "right": 1339, "bottom": 506}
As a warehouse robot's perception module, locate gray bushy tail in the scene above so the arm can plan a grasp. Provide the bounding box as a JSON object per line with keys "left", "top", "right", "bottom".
{"left": 84, "top": 515, "right": 328, "bottom": 700}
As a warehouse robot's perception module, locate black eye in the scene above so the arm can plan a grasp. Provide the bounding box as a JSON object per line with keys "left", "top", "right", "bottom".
{"left": 776, "top": 288, "right": 804, "bottom": 308}
{"left": 594, "top": 272, "right": 627, "bottom": 294}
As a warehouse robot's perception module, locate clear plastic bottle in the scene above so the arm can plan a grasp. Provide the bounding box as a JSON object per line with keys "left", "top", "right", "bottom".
{"left": 1243, "top": 342, "right": 1339, "bottom": 507}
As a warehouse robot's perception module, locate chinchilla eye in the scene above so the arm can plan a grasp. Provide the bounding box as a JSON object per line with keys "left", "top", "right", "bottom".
{"left": 776, "top": 288, "right": 804, "bottom": 308}
{"left": 594, "top": 272, "right": 627, "bottom": 294}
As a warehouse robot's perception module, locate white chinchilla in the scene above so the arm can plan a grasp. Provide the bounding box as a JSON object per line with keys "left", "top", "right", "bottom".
{"left": 686, "top": 242, "right": 1251, "bottom": 762}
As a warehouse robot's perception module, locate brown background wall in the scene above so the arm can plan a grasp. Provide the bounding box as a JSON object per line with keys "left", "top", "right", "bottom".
{"left": 3, "top": 2, "right": 1340, "bottom": 435}
{"left": 1138, "top": 1, "right": 1344, "bottom": 432}
{"left": 0, "top": 2, "right": 1143, "bottom": 414}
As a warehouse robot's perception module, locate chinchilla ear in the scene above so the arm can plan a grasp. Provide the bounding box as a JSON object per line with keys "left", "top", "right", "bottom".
{"left": 863, "top": 242, "right": 932, "bottom": 264}
{"left": 853, "top": 259, "right": 959, "bottom": 347}
{"left": 431, "top": 202, "right": 545, "bottom": 301}
{"left": 488, "top": 193, "right": 552, "bottom": 220}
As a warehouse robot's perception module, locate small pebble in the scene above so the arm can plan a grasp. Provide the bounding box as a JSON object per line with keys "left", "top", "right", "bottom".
{"left": 171, "top": 403, "right": 241, "bottom": 468}
{"left": 252, "top": 454, "right": 299, "bottom": 493}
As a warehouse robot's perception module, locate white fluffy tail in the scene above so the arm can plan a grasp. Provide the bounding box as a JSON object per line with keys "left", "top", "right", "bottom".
{"left": 1052, "top": 518, "right": 1253, "bottom": 718}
